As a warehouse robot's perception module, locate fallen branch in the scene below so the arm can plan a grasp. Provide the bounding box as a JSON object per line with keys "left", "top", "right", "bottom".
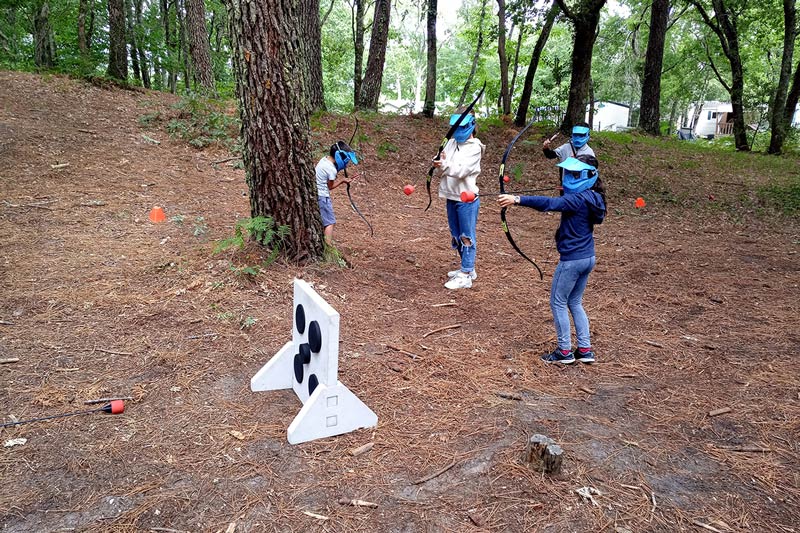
{"left": 422, "top": 324, "right": 461, "bottom": 338}
{"left": 338, "top": 498, "right": 378, "bottom": 508}
{"left": 141, "top": 134, "right": 161, "bottom": 144}
{"left": 0, "top": 320, "right": 14, "bottom": 325}
{"left": 643, "top": 340, "right": 664, "bottom": 348}
{"left": 349, "top": 442, "right": 374, "bottom": 457}
{"left": 708, "top": 407, "right": 732, "bottom": 417}
{"left": 691, "top": 520, "right": 724, "bottom": 533}
{"left": 84, "top": 396, "right": 133, "bottom": 405}
{"left": 94, "top": 348, "right": 134, "bottom": 356}
{"left": 302, "top": 510, "right": 329, "bottom": 520}
{"left": 211, "top": 156, "right": 241, "bottom": 165}
{"left": 496, "top": 391, "right": 522, "bottom": 401}
{"left": 387, "top": 344, "right": 422, "bottom": 361}
{"left": 431, "top": 302, "right": 457, "bottom": 308}
{"left": 3, "top": 200, "right": 54, "bottom": 210}
{"left": 50, "top": 163, "right": 70, "bottom": 169}
{"left": 0, "top": 357, "right": 19, "bottom": 364}
{"left": 579, "top": 386, "right": 595, "bottom": 395}
{"left": 77, "top": 129, "right": 98, "bottom": 134}
{"left": 716, "top": 445, "right": 771, "bottom": 453}
{"left": 413, "top": 459, "right": 457, "bottom": 484}
{"left": 187, "top": 333, "right": 218, "bottom": 340}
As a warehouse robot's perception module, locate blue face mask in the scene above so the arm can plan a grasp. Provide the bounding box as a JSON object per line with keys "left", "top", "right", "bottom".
{"left": 334, "top": 150, "right": 358, "bottom": 171}
{"left": 557, "top": 156, "right": 597, "bottom": 194}
{"left": 450, "top": 113, "right": 476, "bottom": 143}
{"left": 571, "top": 125, "right": 590, "bottom": 149}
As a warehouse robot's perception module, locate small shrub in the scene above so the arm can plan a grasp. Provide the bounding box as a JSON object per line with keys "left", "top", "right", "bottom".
{"left": 213, "top": 216, "right": 290, "bottom": 266}
{"left": 377, "top": 140, "right": 399, "bottom": 159}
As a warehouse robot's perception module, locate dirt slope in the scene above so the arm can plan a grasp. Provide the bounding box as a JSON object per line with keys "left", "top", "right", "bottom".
{"left": 0, "top": 71, "right": 798, "bottom": 532}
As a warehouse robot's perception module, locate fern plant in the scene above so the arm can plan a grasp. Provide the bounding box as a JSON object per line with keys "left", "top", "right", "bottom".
{"left": 213, "top": 216, "right": 290, "bottom": 266}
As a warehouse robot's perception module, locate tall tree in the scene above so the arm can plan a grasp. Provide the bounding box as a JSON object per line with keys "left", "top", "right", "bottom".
{"left": 356, "top": 0, "right": 391, "bottom": 110}
{"left": 301, "top": 0, "right": 325, "bottom": 111}
{"left": 638, "top": 0, "right": 670, "bottom": 135}
{"left": 161, "top": 0, "right": 177, "bottom": 92}
{"left": 459, "top": 0, "right": 488, "bottom": 107}
{"left": 514, "top": 1, "right": 559, "bottom": 126}
{"left": 77, "top": 0, "right": 93, "bottom": 60}
{"left": 33, "top": 0, "right": 56, "bottom": 68}
{"left": 351, "top": 0, "right": 367, "bottom": 108}
{"left": 226, "top": 0, "right": 324, "bottom": 262}
{"left": 422, "top": 0, "right": 437, "bottom": 117}
{"left": 126, "top": 0, "right": 142, "bottom": 82}
{"left": 688, "top": 0, "right": 749, "bottom": 151}
{"left": 134, "top": 0, "right": 150, "bottom": 88}
{"left": 497, "top": 0, "right": 511, "bottom": 115}
{"left": 185, "top": 0, "right": 216, "bottom": 94}
{"left": 554, "top": 0, "right": 607, "bottom": 133}
{"left": 767, "top": 0, "right": 796, "bottom": 154}
{"left": 784, "top": 61, "right": 800, "bottom": 132}
{"left": 107, "top": 0, "right": 128, "bottom": 80}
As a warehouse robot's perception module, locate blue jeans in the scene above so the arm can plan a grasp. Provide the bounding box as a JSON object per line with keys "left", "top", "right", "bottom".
{"left": 446, "top": 198, "right": 479, "bottom": 272}
{"left": 550, "top": 256, "right": 596, "bottom": 350}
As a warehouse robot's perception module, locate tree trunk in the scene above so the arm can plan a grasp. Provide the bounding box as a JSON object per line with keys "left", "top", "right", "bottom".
{"left": 107, "top": 0, "right": 128, "bottom": 80}
{"left": 768, "top": 0, "right": 796, "bottom": 155}
{"left": 587, "top": 77, "right": 594, "bottom": 128}
{"left": 514, "top": 1, "right": 558, "bottom": 126}
{"left": 509, "top": 24, "right": 524, "bottom": 101}
{"left": 459, "top": 0, "right": 487, "bottom": 107}
{"left": 185, "top": 0, "right": 216, "bottom": 94}
{"left": 352, "top": 0, "right": 366, "bottom": 108}
{"left": 784, "top": 60, "right": 800, "bottom": 128}
{"left": 161, "top": 0, "right": 177, "bottom": 92}
{"left": 78, "top": 0, "right": 92, "bottom": 58}
{"left": 226, "top": 0, "right": 325, "bottom": 262}
{"left": 356, "top": 0, "right": 391, "bottom": 110}
{"left": 556, "top": 0, "right": 605, "bottom": 133}
{"left": 33, "top": 0, "right": 56, "bottom": 68}
{"left": 496, "top": 0, "right": 510, "bottom": 115}
{"left": 135, "top": 0, "right": 151, "bottom": 88}
{"left": 177, "top": 0, "right": 190, "bottom": 91}
{"left": 299, "top": 0, "right": 325, "bottom": 111}
{"left": 126, "top": 0, "right": 142, "bottom": 82}
{"left": 638, "top": 0, "right": 669, "bottom": 135}
{"left": 422, "top": 0, "right": 437, "bottom": 117}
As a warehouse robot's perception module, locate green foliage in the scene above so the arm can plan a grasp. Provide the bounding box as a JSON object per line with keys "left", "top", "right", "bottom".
{"left": 165, "top": 94, "right": 239, "bottom": 149}
{"left": 758, "top": 180, "right": 800, "bottom": 216}
{"left": 376, "top": 140, "right": 399, "bottom": 159}
{"left": 213, "top": 216, "right": 290, "bottom": 267}
{"left": 322, "top": 243, "right": 348, "bottom": 268}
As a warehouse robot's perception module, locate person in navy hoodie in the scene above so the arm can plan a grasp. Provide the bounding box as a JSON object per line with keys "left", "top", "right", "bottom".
{"left": 497, "top": 154, "right": 606, "bottom": 365}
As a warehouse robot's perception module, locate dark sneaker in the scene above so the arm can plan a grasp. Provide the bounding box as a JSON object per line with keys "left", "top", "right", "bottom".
{"left": 574, "top": 348, "right": 596, "bottom": 364}
{"left": 541, "top": 349, "right": 575, "bottom": 365}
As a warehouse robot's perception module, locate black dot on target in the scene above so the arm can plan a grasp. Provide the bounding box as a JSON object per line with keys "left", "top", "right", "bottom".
{"left": 299, "top": 343, "right": 311, "bottom": 364}
{"left": 293, "top": 353, "right": 304, "bottom": 383}
{"left": 308, "top": 321, "right": 322, "bottom": 353}
{"left": 295, "top": 304, "right": 306, "bottom": 334}
{"left": 308, "top": 374, "right": 319, "bottom": 396}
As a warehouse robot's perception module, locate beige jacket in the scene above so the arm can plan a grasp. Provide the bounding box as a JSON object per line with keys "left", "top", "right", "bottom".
{"left": 436, "top": 137, "right": 485, "bottom": 202}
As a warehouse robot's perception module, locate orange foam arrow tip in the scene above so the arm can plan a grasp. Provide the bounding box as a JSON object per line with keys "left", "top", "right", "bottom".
{"left": 503, "top": 175, "right": 510, "bottom": 183}
{"left": 403, "top": 185, "right": 415, "bottom": 196}
{"left": 635, "top": 197, "right": 646, "bottom": 208}
{"left": 460, "top": 191, "right": 476, "bottom": 203}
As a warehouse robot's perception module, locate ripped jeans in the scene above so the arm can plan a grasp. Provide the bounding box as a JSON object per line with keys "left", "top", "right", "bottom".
{"left": 446, "top": 197, "right": 479, "bottom": 273}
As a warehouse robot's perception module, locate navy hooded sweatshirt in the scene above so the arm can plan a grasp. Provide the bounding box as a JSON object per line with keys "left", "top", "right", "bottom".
{"left": 518, "top": 189, "right": 606, "bottom": 261}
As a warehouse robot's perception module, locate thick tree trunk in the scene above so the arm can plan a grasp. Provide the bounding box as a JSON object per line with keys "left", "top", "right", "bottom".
{"left": 638, "top": 0, "right": 669, "bottom": 135}
{"left": 78, "top": 0, "right": 92, "bottom": 58}
{"left": 768, "top": 0, "right": 796, "bottom": 155}
{"left": 33, "top": 1, "right": 56, "bottom": 68}
{"left": 160, "top": 0, "right": 177, "bottom": 92}
{"left": 422, "top": 0, "right": 437, "bottom": 117}
{"left": 556, "top": 0, "right": 605, "bottom": 133}
{"left": 356, "top": 0, "right": 391, "bottom": 110}
{"left": 514, "top": 1, "right": 558, "bottom": 126}
{"left": 459, "top": 0, "right": 487, "bottom": 107}
{"left": 185, "top": 0, "right": 216, "bottom": 94}
{"left": 107, "top": 0, "right": 128, "bottom": 80}
{"left": 300, "top": 0, "right": 325, "bottom": 112}
{"left": 496, "top": 0, "right": 510, "bottom": 115}
{"left": 226, "top": 0, "right": 324, "bottom": 262}
{"left": 509, "top": 24, "right": 524, "bottom": 101}
{"left": 352, "top": 0, "right": 365, "bottom": 108}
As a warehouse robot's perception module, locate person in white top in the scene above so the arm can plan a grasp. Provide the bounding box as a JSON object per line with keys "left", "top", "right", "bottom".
{"left": 432, "top": 108, "right": 485, "bottom": 290}
{"left": 315, "top": 141, "right": 358, "bottom": 244}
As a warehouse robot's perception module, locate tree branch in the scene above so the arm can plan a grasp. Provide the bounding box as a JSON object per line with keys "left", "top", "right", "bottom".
{"left": 553, "top": 0, "right": 573, "bottom": 20}
{"left": 702, "top": 38, "right": 731, "bottom": 92}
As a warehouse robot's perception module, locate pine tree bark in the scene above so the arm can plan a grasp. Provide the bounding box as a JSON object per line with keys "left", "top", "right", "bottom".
{"left": 555, "top": 0, "right": 606, "bottom": 133}
{"left": 186, "top": 0, "right": 216, "bottom": 94}
{"left": 352, "top": 0, "right": 366, "bottom": 108}
{"left": 356, "top": 0, "right": 391, "bottom": 110}
{"left": 107, "top": 0, "right": 128, "bottom": 80}
{"left": 226, "top": 0, "right": 324, "bottom": 262}
{"left": 301, "top": 0, "right": 325, "bottom": 112}
{"left": 768, "top": 0, "right": 796, "bottom": 155}
{"left": 422, "top": 0, "right": 437, "bottom": 117}
{"left": 497, "top": 0, "right": 510, "bottom": 115}
{"left": 514, "top": 1, "right": 558, "bottom": 126}
{"left": 638, "top": 0, "right": 669, "bottom": 135}
{"left": 33, "top": 0, "right": 56, "bottom": 68}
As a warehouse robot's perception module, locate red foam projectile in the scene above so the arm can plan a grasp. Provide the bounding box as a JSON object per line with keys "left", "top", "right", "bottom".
{"left": 403, "top": 184, "right": 415, "bottom": 196}
{"left": 460, "top": 191, "right": 477, "bottom": 203}
{"left": 503, "top": 175, "right": 511, "bottom": 183}
{"left": 104, "top": 400, "right": 125, "bottom": 414}
{"left": 635, "top": 197, "right": 646, "bottom": 209}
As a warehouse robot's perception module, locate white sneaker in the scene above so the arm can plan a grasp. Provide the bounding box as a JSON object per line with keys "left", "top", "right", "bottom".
{"left": 447, "top": 269, "right": 477, "bottom": 280}
{"left": 445, "top": 272, "right": 473, "bottom": 289}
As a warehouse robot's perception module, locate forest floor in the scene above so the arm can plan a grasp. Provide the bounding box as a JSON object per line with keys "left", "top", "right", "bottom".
{"left": 0, "top": 71, "right": 798, "bottom": 533}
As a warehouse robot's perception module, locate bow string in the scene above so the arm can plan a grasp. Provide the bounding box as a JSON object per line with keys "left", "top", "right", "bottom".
{"left": 344, "top": 115, "right": 373, "bottom": 237}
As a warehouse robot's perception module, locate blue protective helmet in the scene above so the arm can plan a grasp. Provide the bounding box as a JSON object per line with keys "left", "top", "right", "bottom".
{"left": 450, "top": 113, "right": 476, "bottom": 143}
{"left": 331, "top": 141, "right": 359, "bottom": 171}
{"left": 571, "top": 124, "right": 591, "bottom": 149}
{"left": 557, "top": 156, "right": 598, "bottom": 194}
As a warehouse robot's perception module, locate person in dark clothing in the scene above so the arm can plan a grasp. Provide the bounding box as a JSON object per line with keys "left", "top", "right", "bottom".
{"left": 497, "top": 154, "right": 606, "bottom": 365}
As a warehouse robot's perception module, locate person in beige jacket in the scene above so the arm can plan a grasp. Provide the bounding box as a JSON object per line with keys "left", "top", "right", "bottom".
{"left": 433, "top": 108, "right": 485, "bottom": 290}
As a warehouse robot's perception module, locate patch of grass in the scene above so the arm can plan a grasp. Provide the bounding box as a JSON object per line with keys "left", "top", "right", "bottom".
{"left": 376, "top": 140, "right": 398, "bottom": 159}
{"left": 322, "top": 243, "right": 348, "bottom": 268}
{"left": 213, "top": 216, "right": 290, "bottom": 267}
{"left": 757, "top": 180, "right": 800, "bottom": 216}
{"left": 165, "top": 94, "right": 239, "bottom": 149}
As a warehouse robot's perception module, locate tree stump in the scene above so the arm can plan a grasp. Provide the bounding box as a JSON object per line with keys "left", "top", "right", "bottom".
{"left": 523, "top": 434, "right": 563, "bottom": 474}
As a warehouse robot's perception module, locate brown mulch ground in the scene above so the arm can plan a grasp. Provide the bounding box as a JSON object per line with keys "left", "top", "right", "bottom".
{"left": 1, "top": 71, "right": 798, "bottom": 533}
